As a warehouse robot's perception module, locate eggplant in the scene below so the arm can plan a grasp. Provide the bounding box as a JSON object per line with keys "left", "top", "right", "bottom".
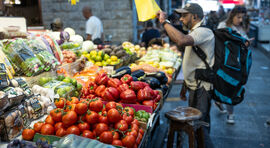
{"left": 111, "top": 67, "right": 131, "bottom": 79}
{"left": 146, "top": 71, "right": 168, "bottom": 84}
{"left": 131, "top": 70, "right": 145, "bottom": 78}
{"left": 115, "top": 66, "right": 130, "bottom": 73}
{"left": 140, "top": 76, "right": 160, "bottom": 89}
{"left": 160, "top": 84, "right": 169, "bottom": 94}
{"left": 132, "top": 76, "right": 138, "bottom": 81}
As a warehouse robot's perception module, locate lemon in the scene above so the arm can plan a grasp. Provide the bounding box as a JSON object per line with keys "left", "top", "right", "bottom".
{"left": 89, "top": 60, "right": 95, "bottom": 64}
{"left": 106, "top": 59, "right": 112, "bottom": 64}
{"left": 110, "top": 61, "right": 118, "bottom": 65}
{"left": 82, "top": 51, "right": 88, "bottom": 55}
{"left": 102, "top": 61, "right": 108, "bottom": 66}
{"left": 90, "top": 50, "right": 97, "bottom": 56}
{"left": 85, "top": 54, "right": 91, "bottom": 60}
{"left": 111, "top": 56, "right": 118, "bottom": 62}
{"left": 98, "top": 51, "right": 104, "bottom": 58}
{"left": 130, "top": 63, "right": 136, "bottom": 67}
{"left": 138, "top": 62, "right": 144, "bottom": 65}
{"left": 104, "top": 54, "right": 110, "bottom": 61}
{"left": 90, "top": 54, "right": 97, "bottom": 61}
{"left": 95, "top": 56, "right": 102, "bottom": 62}
{"left": 167, "top": 68, "right": 173, "bottom": 75}
{"left": 161, "top": 65, "right": 166, "bottom": 70}
{"left": 73, "top": 43, "right": 80, "bottom": 48}
{"left": 95, "top": 62, "right": 102, "bottom": 67}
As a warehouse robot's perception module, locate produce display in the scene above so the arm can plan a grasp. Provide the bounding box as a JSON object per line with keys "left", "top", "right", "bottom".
{"left": 0, "top": 28, "right": 182, "bottom": 148}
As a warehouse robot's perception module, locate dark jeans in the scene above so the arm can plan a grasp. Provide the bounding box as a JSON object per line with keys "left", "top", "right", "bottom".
{"left": 188, "top": 87, "right": 214, "bottom": 148}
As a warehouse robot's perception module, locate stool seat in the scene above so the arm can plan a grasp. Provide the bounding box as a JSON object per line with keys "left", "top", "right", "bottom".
{"left": 165, "top": 106, "right": 202, "bottom": 123}
{"left": 165, "top": 106, "right": 205, "bottom": 148}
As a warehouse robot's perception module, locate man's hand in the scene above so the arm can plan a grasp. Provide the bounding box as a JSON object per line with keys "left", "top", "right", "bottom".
{"left": 156, "top": 11, "right": 167, "bottom": 24}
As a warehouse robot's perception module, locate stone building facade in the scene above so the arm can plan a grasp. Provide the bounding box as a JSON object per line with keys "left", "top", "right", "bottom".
{"left": 40, "top": 0, "right": 134, "bottom": 43}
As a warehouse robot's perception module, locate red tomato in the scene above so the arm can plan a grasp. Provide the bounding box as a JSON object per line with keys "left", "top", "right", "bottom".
{"left": 127, "top": 129, "right": 138, "bottom": 138}
{"left": 122, "top": 135, "right": 136, "bottom": 148}
{"left": 34, "top": 122, "right": 44, "bottom": 133}
{"left": 99, "top": 115, "right": 109, "bottom": 124}
{"left": 56, "top": 128, "right": 67, "bottom": 137}
{"left": 45, "top": 115, "right": 55, "bottom": 125}
{"left": 54, "top": 122, "right": 64, "bottom": 131}
{"left": 115, "top": 103, "right": 123, "bottom": 112}
{"left": 66, "top": 125, "right": 80, "bottom": 135}
{"left": 66, "top": 97, "right": 79, "bottom": 105}
{"left": 131, "top": 124, "right": 139, "bottom": 132}
{"left": 112, "top": 139, "right": 123, "bottom": 146}
{"left": 95, "top": 123, "right": 109, "bottom": 136}
{"left": 78, "top": 122, "right": 90, "bottom": 132}
{"left": 124, "top": 107, "right": 135, "bottom": 117}
{"left": 75, "top": 103, "right": 88, "bottom": 115}
{"left": 41, "top": 124, "right": 54, "bottom": 135}
{"left": 79, "top": 115, "right": 87, "bottom": 122}
{"left": 139, "top": 128, "right": 144, "bottom": 135}
{"left": 123, "top": 113, "right": 133, "bottom": 125}
{"left": 100, "top": 131, "right": 113, "bottom": 144}
{"left": 65, "top": 104, "right": 76, "bottom": 112}
{"left": 114, "top": 120, "right": 128, "bottom": 132}
{"left": 54, "top": 98, "right": 66, "bottom": 108}
{"left": 107, "top": 108, "right": 121, "bottom": 123}
{"left": 85, "top": 110, "right": 99, "bottom": 124}
{"left": 62, "top": 111, "right": 78, "bottom": 127}
{"left": 136, "top": 133, "right": 143, "bottom": 145}
{"left": 131, "top": 119, "right": 140, "bottom": 126}
{"left": 92, "top": 123, "right": 98, "bottom": 130}
{"left": 50, "top": 109, "right": 63, "bottom": 122}
{"left": 82, "top": 130, "right": 95, "bottom": 139}
{"left": 105, "top": 101, "right": 116, "bottom": 111}
{"left": 112, "top": 131, "right": 120, "bottom": 140}
{"left": 22, "top": 129, "right": 35, "bottom": 141}
{"left": 89, "top": 98, "right": 103, "bottom": 112}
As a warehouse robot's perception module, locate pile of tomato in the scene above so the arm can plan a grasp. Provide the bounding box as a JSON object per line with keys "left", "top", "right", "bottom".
{"left": 22, "top": 97, "right": 145, "bottom": 148}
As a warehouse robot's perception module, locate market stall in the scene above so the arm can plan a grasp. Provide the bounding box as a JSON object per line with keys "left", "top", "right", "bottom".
{"left": 0, "top": 27, "right": 182, "bottom": 148}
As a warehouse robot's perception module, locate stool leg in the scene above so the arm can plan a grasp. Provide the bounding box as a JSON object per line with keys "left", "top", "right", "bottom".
{"left": 167, "top": 122, "right": 175, "bottom": 148}
{"left": 196, "top": 127, "right": 205, "bottom": 148}
{"left": 186, "top": 126, "right": 195, "bottom": 148}
{"left": 176, "top": 131, "right": 183, "bottom": 148}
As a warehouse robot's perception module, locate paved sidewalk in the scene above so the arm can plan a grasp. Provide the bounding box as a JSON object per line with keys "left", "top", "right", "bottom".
{"left": 151, "top": 48, "right": 270, "bottom": 148}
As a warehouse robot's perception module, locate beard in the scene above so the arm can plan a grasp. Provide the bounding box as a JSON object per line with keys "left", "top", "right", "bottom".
{"left": 182, "top": 20, "right": 192, "bottom": 31}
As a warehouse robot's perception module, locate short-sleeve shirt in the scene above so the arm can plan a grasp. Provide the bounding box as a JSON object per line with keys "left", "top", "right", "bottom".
{"left": 182, "top": 21, "right": 215, "bottom": 90}
{"left": 86, "top": 16, "right": 103, "bottom": 41}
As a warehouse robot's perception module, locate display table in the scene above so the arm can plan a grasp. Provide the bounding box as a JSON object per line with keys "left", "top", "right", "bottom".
{"left": 250, "top": 21, "right": 270, "bottom": 42}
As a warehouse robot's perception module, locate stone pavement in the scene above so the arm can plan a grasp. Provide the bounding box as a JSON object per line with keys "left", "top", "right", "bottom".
{"left": 150, "top": 48, "right": 270, "bottom": 148}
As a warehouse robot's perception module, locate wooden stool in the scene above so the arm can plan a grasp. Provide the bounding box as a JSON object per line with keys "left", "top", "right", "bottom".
{"left": 165, "top": 106, "right": 209, "bottom": 148}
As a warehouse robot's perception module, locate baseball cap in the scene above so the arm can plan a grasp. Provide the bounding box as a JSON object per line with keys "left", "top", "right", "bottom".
{"left": 175, "top": 3, "right": 204, "bottom": 19}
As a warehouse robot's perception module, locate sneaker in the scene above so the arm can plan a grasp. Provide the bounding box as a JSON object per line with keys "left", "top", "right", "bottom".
{"left": 227, "top": 114, "right": 235, "bottom": 124}
{"left": 214, "top": 102, "right": 227, "bottom": 113}
{"left": 267, "top": 119, "right": 270, "bottom": 125}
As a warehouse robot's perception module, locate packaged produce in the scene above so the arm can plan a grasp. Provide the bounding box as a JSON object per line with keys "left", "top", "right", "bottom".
{"left": 2, "top": 38, "right": 45, "bottom": 76}
{"left": 17, "top": 104, "right": 31, "bottom": 128}
{"left": 25, "top": 96, "right": 44, "bottom": 120}
{"left": 3, "top": 87, "right": 25, "bottom": 108}
{"left": 0, "top": 108, "right": 23, "bottom": 141}
{"left": 0, "top": 92, "right": 9, "bottom": 111}
{"left": 0, "top": 63, "right": 10, "bottom": 89}
{"left": 0, "top": 42, "right": 15, "bottom": 79}
{"left": 27, "top": 39, "right": 60, "bottom": 71}
{"left": 42, "top": 34, "right": 64, "bottom": 62}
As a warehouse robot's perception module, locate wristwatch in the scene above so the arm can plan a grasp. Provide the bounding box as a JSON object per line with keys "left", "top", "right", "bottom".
{"left": 162, "top": 19, "right": 171, "bottom": 27}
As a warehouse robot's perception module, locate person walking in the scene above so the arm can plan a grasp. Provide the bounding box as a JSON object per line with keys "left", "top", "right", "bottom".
{"left": 157, "top": 3, "right": 215, "bottom": 147}
{"left": 216, "top": 5, "right": 249, "bottom": 124}
{"left": 141, "top": 21, "right": 161, "bottom": 47}
{"left": 82, "top": 6, "right": 103, "bottom": 43}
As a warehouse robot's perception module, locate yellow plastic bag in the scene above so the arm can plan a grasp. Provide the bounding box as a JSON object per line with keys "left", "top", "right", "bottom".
{"left": 135, "top": 0, "right": 161, "bottom": 22}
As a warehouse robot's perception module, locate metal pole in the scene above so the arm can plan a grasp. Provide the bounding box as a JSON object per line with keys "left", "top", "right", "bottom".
{"left": 132, "top": 0, "right": 138, "bottom": 43}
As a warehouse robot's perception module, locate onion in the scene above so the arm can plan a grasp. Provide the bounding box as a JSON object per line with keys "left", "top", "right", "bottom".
{"left": 60, "top": 31, "right": 70, "bottom": 41}
{"left": 56, "top": 39, "right": 64, "bottom": 45}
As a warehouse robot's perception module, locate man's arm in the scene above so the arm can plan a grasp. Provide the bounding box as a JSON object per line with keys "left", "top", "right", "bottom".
{"left": 157, "top": 11, "right": 194, "bottom": 47}
{"left": 86, "top": 34, "right": 92, "bottom": 40}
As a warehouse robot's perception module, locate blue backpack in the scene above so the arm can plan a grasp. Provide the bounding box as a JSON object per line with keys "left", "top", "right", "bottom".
{"left": 193, "top": 27, "right": 252, "bottom": 105}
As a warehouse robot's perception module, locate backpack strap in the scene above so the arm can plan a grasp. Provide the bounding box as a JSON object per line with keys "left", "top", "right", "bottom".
{"left": 192, "top": 46, "right": 211, "bottom": 70}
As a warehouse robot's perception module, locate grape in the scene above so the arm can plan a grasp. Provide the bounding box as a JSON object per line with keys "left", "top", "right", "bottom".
{"left": 13, "top": 139, "right": 20, "bottom": 146}
{"left": 36, "top": 139, "right": 42, "bottom": 145}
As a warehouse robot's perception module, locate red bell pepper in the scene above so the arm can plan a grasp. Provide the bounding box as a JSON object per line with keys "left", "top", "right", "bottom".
{"left": 117, "top": 84, "right": 130, "bottom": 93}
{"left": 154, "top": 94, "right": 161, "bottom": 102}
{"left": 108, "top": 78, "right": 122, "bottom": 88}
{"left": 103, "top": 87, "right": 120, "bottom": 101}
{"left": 120, "top": 89, "right": 137, "bottom": 104}
{"left": 86, "top": 94, "right": 96, "bottom": 100}
{"left": 95, "top": 85, "right": 106, "bottom": 97}
{"left": 120, "top": 74, "right": 133, "bottom": 84}
{"left": 87, "top": 82, "right": 97, "bottom": 94}
{"left": 137, "top": 88, "right": 153, "bottom": 102}
{"left": 143, "top": 86, "right": 154, "bottom": 96}
{"left": 153, "top": 90, "right": 160, "bottom": 98}
{"left": 130, "top": 81, "right": 145, "bottom": 91}
{"left": 95, "top": 73, "right": 109, "bottom": 85}
{"left": 142, "top": 100, "right": 154, "bottom": 108}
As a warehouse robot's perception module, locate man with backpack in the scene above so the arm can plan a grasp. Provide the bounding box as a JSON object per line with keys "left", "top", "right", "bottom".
{"left": 157, "top": 3, "right": 215, "bottom": 147}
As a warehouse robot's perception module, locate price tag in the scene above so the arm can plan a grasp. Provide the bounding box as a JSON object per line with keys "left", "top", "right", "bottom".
{"left": 85, "top": 61, "right": 94, "bottom": 68}
{"left": 103, "top": 66, "right": 114, "bottom": 75}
